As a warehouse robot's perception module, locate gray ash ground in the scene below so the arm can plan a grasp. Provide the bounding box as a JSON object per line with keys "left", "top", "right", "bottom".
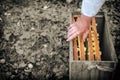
{"left": 0, "top": 0, "right": 78, "bottom": 80}
{"left": 0, "top": 0, "right": 120, "bottom": 80}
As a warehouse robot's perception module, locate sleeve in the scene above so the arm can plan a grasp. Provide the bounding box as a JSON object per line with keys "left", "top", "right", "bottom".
{"left": 81, "top": 0, "right": 105, "bottom": 17}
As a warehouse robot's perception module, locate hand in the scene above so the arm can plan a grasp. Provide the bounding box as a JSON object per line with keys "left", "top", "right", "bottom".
{"left": 67, "top": 14, "right": 92, "bottom": 42}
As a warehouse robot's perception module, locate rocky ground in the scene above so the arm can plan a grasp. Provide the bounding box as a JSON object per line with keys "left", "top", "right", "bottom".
{"left": 0, "top": 0, "right": 120, "bottom": 80}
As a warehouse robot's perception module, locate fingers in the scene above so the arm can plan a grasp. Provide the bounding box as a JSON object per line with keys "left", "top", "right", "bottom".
{"left": 68, "top": 25, "right": 75, "bottom": 34}
{"left": 67, "top": 24, "right": 79, "bottom": 41}
{"left": 82, "top": 30, "right": 89, "bottom": 42}
{"left": 67, "top": 29, "right": 89, "bottom": 42}
{"left": 68, "top": 24, "right": 74, "bottom": 30}
{"left": 67, "top": 21, "right": 90, "bottom": 41}
{"left": 67, "top": 32, "right": 78, "bottom": 41}
{"left": 67, "top": 28, "right": 76, "bottom": 38}
{"left": 67, "top": 24, "right": 84, "bottom": 41}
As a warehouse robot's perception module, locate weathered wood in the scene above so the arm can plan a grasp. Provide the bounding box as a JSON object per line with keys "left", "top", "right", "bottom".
{"left": 88, "top": 27, "right": 94, "bottom": 60}
{"left": 77, "top": 15, "right": 86, "bottom": 60}
{"left": 92, "top": 18, "right": 101, "bottom": 61}
{"left": 72, "top": 16, "right": 78, "bottom": 60}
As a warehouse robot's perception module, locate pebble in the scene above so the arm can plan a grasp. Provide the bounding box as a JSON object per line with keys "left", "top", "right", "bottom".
{"left": 0, "top": 17, "right": 2, "bottom": 21}
{"left": 66, "top": 0, "right": 72, "bottom": 3}
{"left": 28, "top": 63, "right": 33, "bottom": 68}
{"left": 4, "top": 12, "right": 11, "bottom": 16}
{"left": 30, "top": 27, "right": 35, "bottom": 31}
{"left": 0, "top": 59, "right": 5, "bottom": 63}
{"left": 43, "top": 6, "right": 48, "bottom": 10}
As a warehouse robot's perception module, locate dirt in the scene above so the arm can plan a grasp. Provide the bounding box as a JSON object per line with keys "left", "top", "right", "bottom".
{"left": 0, "top": 0, "right": 120, "bottom": 80}
{"left": 0, "top": 0, "right": 79, "bottom": 80}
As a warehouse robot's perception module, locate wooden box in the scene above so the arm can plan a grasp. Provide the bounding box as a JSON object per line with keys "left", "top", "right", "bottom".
{"left": 69, "top": 12, "right": 118, "bottom": 80}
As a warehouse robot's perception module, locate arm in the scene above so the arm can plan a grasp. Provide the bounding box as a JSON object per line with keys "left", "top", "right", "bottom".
{"left": 67, "top": 0, "right": 105, "bottom": 41}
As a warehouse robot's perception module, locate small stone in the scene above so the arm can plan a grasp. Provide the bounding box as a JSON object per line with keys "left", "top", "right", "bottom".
{"left": 12, "top": 63, "right": 18, "bottom": 68}
{"left": 4, "top": 12, "right": 11, "bottom": 16}
{"left": 66, "top": 0, "right": 72, "bottom": 3}
{"left": 24, "top": 69, "right": 31, "bottom": 73}
{"left": 36, "top": 62, "right": 40, "bottom": 66}
{"left": 0, "top": 59, "right": 5, "bottom": 63}
{"left": 6, "top": 72, "right": 12, "bottom": 76}
{"left": 18, "top": 62, "right": 26, "bottom": 68}
{"left": 30, "top": 27, "right": 35, "bottom": 31}
{"left": 0, "top": 17, "right": 2, "bottom": 21}
{"left": 43, "top": 44, "right": 48, "bottom": 48}
{"left": 46, "top": 74, "right": 50, "bottom": 79}
{"left": 28, "top": 63, "right": 33, "bottom": 69}
{"left": 4, "top": 33, "right": 11, "bottom": 41}
{"left": 43, "top": 6, "right": 48, "bottom": 10}
{"left": 11, "top": 75, "right": 15, "bottom": 78}
{"left": 20, "top": 74, "right": 24, "bottom": 79}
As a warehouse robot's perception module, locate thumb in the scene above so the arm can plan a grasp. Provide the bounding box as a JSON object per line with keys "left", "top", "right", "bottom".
{"left": 82, "top": 30, "right": 89, "bottom": 42}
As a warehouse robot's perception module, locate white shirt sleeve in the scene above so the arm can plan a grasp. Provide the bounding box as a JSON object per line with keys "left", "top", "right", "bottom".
{"left": 81, "top": 0, "right": 105, "bottom": 17}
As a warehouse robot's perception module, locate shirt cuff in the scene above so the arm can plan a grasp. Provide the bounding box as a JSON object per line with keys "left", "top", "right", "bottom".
{"left": 81, "top": 0, "right": 105, "bottom": 17}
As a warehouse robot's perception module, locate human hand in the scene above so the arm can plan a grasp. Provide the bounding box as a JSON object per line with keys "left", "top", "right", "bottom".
{"left": 67, "top": 14, "right": 92, "bottom": 42}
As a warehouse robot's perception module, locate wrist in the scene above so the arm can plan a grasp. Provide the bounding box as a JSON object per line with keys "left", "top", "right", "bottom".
{"left": 80, "top": 14, "right": 92, "bottom": 23}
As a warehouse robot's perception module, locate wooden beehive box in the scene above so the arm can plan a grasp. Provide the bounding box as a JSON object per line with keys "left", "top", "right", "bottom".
{"left": 69, "top": 12, "right": 118, "bottom": 80}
